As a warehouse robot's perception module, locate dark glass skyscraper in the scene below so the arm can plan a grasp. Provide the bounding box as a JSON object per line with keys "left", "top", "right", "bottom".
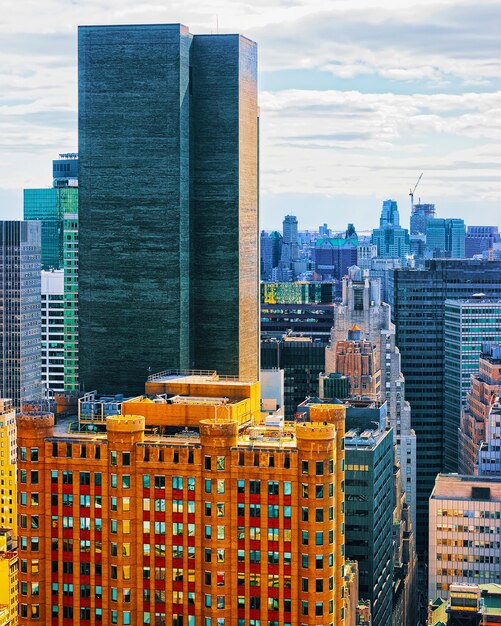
{"left": 78, "top": 24, "right": 259, "bottom": 394}
{"left": 0, "top": 221, "right": 42, "bottom": 407}
{"left": 389, "top": 259, "right": 501, "bottom": 554}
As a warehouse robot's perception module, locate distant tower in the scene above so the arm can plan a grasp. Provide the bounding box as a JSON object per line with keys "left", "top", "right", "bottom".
{"left": 410, "top": 203, "right": 435, "bottom": 236}
{"left": 379, "top": 199, "right": 400, "bottom": 227}
{"left": 372, "top": 200, "right": 410, "bottom": 265}
{"left": 282, "top": 215, "right": 299, "bottom": 262}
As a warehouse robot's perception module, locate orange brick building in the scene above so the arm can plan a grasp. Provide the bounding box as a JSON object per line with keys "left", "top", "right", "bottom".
{"left": 17, "top": 374, "right": 348, "bottom": 626}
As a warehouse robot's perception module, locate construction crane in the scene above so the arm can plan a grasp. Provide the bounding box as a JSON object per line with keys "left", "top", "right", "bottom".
{"left": 409, "top": 173, "right": 423, "bottom": 213}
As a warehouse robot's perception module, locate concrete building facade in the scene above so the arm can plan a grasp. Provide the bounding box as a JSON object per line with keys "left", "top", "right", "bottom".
{"left": 429, "top": 474, "right": 501, "bottom": 600}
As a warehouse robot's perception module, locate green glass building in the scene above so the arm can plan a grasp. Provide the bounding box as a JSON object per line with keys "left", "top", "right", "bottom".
{"left": 78, "top": 24, "right": 259, "bottom": 395}
{"left": 24, "top": 155, "right": 79, "bottom": 391}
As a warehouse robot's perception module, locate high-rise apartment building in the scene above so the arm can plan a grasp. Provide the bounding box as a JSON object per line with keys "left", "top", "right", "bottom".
{"left": 0, "top": 222, "right": 41, "bottom": 407}
{"left": 444, "top": 298, "right": 501, "bottom": 471}
{"left": 78, "top": 25, "right": 259, "bottom": 394}
{"left": 428, "top": 474, "right": 501, "bottom": 600}
{"left": 40, "top": 271, "right": 65, "bottom": 393}
{"left": 24, "top": 154, "right": 79, "bottom": 391}
{"left": 390, "top": 259, "right": 501, "bottom": 554}
{"left": 17, "top": 372, "right": 348, "bottom": 626}
{"left": 426, "top": 218, "right": 465, "bottom": 259}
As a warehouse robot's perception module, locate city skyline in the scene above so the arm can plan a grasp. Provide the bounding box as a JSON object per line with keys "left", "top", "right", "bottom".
{"left": 0, "top": 0, "right": 500, "bottom": 230}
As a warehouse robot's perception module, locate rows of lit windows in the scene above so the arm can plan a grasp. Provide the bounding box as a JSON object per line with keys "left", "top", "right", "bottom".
{"left": 436, "top": 524, "right": 500, "bottom": 534}
{"left": 437, "top": 509, "right": 501, "bottom": 519}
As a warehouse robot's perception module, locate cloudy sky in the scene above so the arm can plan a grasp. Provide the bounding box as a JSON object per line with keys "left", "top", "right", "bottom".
{"left": 0, "top": 0, "right": 500, "bottom": 231}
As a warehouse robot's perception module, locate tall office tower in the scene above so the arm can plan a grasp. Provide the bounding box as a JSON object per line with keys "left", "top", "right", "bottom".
{"left": 444, "top": 298, "right": 501, "bottom": 471}
{"left": 312, "top": 227, "right": 358, "bottom": 281}
{"left": 0, "top": 222, "right": 41, "bottom": 407}
{"left": 356, "top": 243, "right": 377, "bottom": 270}
{"left": 333, "top": 327, "right": 380, "bottom": 398}
{"left": 40, "top": 270, "right": 65, "bottom": 393}
{"left": 17, "top": 375, "right": 348, "bottom": 626}
{"left": 78, "top": 25, "right": 259, "bottom": 395}
{"left": 260, "top": 230, "right": 282, "bottom": 279}
{"left": 426, "top": 218, "right": 465, "bottom": 259}
{"left": 371, "top": 200, "right": 411, "bottom": 266}
{"left": 465, "top": 225, "right": 500, "bottom": 258}
{"left": 410, "top": 203, "right": 436, "bottom": 236}
{"left": 345, "top": 426, "right": 394, "bottom": 626}
{"left": 389, "top": 259, "right": 501, "bottom": 554}
{"left": 458, "top": 341, "right": 501, "bottom": 475}
{"left": 261, "top": 334, "right": 327, "bottom": 419}
{"left": 327, "top": 268, "right": 417, "bottom": 528}
{"left": 24, "top": 154, "right": 79, "bottom": 391}
{"left": 428, "top": 474, "right": 501, "bottom": 600}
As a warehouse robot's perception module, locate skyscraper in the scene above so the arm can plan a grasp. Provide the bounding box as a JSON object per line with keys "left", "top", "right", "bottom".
{"left": 389, "top": 259, "right": 501, "bottom": 554}
{"left": 443, "top": 297, "right": 501, "bottom": 471}
{"left": 78, "top": 24, "right": 259, "bottom": 395}
{"left": 0, "top": 221, "right": 41, "bottom": 407}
